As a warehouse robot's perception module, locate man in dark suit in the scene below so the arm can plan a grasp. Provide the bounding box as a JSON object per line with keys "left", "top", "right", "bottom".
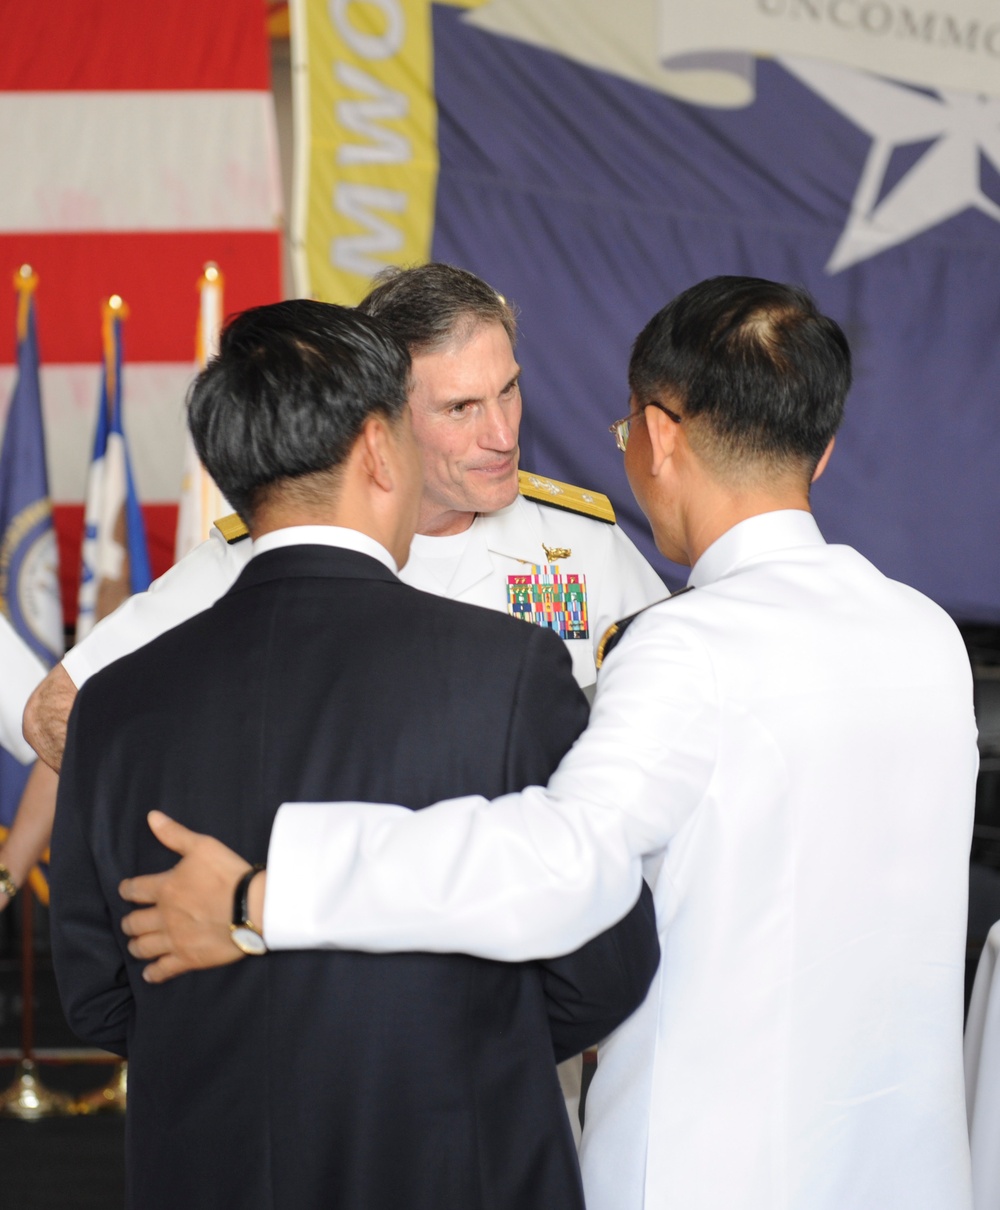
{"left": 50, "top": 299, "right": 658, "bottom": 1209}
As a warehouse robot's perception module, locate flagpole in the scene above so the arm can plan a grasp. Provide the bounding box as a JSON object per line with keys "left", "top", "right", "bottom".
{"left": 175, "top": 262, "right": 230, "bottom": 560}
{"left": 0, "top": 268, "right": 72, "bottom": 1118}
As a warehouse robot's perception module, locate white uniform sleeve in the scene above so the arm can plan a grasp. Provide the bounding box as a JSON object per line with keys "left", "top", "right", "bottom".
{"left": 0, "top": 614, "right": 46, "bottom": 763}
{"left": 62, "top": 528, "right": 249, "bottom": 688}
{"left": 264, "top": 611, "right": 718, "bottom": 960}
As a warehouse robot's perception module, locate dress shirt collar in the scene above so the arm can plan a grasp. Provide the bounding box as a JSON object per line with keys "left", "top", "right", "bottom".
{"left": 688, "top": 509, "right": 825, "bottom": 589}
{"left": 251, "top": 526, "right": 398, "bottom": 575}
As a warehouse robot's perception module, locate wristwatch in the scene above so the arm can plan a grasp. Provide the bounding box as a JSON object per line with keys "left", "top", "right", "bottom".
{"left": 0, "top": 864, "right": 17, "bottom": 900}
{"left": 230, "top": 864, "right": 267, "bottom": 956}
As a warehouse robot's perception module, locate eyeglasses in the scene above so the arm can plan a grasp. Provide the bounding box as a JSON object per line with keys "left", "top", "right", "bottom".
{"left": 609, "top": 401, "right": 683, "bottom": 452}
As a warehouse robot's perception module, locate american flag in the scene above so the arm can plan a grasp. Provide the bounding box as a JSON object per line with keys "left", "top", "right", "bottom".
{"left": 0, "top": 0, "right": 284, "bottom": 626}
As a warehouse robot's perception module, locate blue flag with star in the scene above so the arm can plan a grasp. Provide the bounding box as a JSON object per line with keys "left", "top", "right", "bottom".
{"left": 425, "top": 7, "right": 1000, "bottom": 622}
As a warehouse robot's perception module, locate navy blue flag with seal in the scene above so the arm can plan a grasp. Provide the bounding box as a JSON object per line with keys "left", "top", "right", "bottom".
{"left": 0, "top": 270, "right": 62, "bottom": 841}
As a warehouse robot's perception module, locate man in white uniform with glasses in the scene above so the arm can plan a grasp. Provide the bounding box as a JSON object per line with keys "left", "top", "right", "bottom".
{"left": 121, "top": 275, "right": 978, "bottom": 1210}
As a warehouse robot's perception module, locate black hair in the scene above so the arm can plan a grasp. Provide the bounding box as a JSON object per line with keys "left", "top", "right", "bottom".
{"left": 187, "top": 299, "right": 410, "bottom": 520}
{"left": 359, "top": 263, "right": 517, "bottom": 355}
{"left": 629, "top": 276, "right": 851, "bottom": 475}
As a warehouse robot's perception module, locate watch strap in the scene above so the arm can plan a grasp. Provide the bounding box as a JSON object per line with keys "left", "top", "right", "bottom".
{"left": 231, "top": 864, "right": 266, "bottom": 939}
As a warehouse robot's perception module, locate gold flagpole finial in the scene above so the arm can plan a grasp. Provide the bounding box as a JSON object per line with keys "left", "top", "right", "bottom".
{"left": 101, "top": 295, "right": 129, "bottom": 407}
{"left": 102, "top": 294, "right": 130, "bottom": 328}
{"left": 197, "top": 261, "right": 224, "bottom": 293}
{"left": 13, "top": 265, "right": 39, "bottom": 340}
{"left": 196, "top": 264, "right": 224, "bottom": 364}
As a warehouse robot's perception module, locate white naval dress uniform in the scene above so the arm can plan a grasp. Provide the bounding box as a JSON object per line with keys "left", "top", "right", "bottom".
{"left": 263, "top": 510, "right": 979, "bottom": 1210}
{"left": 0, "top": 613, "right": 46, "bottom": 764}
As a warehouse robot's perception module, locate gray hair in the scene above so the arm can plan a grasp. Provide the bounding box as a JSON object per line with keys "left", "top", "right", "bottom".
{"left": 359, "top": 263, "right": 518, "bottom": 355}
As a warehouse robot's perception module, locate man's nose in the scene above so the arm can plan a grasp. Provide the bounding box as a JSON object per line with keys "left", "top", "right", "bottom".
{"left": 480, "top": 401, "right": 517, "bottom": 452}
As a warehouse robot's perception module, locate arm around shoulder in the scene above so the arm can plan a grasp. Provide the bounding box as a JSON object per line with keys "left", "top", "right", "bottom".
{"left": 264, "top": 612, "right": 715, "bottom": 960}
{"left": 23, "top": 663, "right": 77, "bottom": 773}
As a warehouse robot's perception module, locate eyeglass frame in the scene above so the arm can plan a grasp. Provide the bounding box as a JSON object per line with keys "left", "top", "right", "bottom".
{"left": 609, "top": 400, "right": 683, "bottom": 453}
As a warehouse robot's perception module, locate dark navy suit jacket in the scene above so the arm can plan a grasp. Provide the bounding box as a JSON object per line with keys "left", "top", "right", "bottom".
{"left": 51, "top": 544, "right": 659, "bottom": 1210}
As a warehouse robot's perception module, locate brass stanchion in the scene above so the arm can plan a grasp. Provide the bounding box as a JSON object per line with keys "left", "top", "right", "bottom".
{"left": 72, "top": 1060, "right": 127, "bottom": 1115}
{"left": 0, "top": 882, "right": 74, "bottom": 1118}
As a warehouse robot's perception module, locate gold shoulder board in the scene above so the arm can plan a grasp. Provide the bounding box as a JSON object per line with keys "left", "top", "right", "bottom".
{"left": 517, "top": 470, "right": 616, "bottom": 524}
{"left": 214, "top": 513, "right": 250, "bottom": 544}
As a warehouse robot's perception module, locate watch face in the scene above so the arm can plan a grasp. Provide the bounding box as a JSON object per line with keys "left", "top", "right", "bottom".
{"left": 230, "top": 926, "right": 267, "bottom": 956}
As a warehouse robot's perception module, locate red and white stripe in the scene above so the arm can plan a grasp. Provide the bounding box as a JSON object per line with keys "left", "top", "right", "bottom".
{"left": 0, "top": 0, "right": 283, "bottom": 615}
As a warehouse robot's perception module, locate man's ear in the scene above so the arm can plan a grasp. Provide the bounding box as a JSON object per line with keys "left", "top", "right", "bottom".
{"left": 812, "top": 436, "right": 835, "bottom": 483}
{"left": 358, "top": 416, "right": 394, "bottom": 492}
{"left": 644, "top": 404, "right": 678, "bottom": 477}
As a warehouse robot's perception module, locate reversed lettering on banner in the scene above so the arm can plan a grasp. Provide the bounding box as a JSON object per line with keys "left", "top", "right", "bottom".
{"left": 292, "top": 0, "right": 448, "bottom": 302}
{"left": 467, "top": 0, "right": 1000, "bottom": 105}
{"left": 734, "top": 0, "right": 1000, "bottom": 92}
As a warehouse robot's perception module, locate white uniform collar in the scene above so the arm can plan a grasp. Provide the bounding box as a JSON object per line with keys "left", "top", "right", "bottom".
{"left": 251, "top": 526, "right": 398, "bottom": 575}
{"left": 688, "top": 509, "right": 825, "bottom": 589}
{"left": 403, "top": 498, "right": 535, "bottom": 599}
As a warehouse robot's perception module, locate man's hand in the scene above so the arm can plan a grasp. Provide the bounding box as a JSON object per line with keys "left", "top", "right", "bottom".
{"left": 23, "top": 663, "right": 77, "bottom": 773}
{"left": 119, "top": 810, "right": 260, "bottom": 984}
{"left": 0, "top": 762, "right": 59, "bottom": 913}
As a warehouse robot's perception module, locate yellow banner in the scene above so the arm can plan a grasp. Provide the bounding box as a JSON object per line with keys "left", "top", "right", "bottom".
{"left": 292, "top": 0, "right": 483, "bottom": 304}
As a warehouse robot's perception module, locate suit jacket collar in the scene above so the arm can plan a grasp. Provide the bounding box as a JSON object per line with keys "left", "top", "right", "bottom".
{"left": 227, "top": 544, "right": 400, "bottom": 596}
{"left": 252, "top": 525, "right": 397, "bottom": 574}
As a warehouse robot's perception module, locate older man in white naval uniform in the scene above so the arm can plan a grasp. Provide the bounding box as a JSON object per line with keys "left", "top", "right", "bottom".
{"left": 25, "top": 264, "right": 664, "bottom": 766}
{"left": 22, "top": 262, "right": 665, "bottom": 1132}
{"left": 122, "top": 277, "right": 978, "bottom": 1210}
